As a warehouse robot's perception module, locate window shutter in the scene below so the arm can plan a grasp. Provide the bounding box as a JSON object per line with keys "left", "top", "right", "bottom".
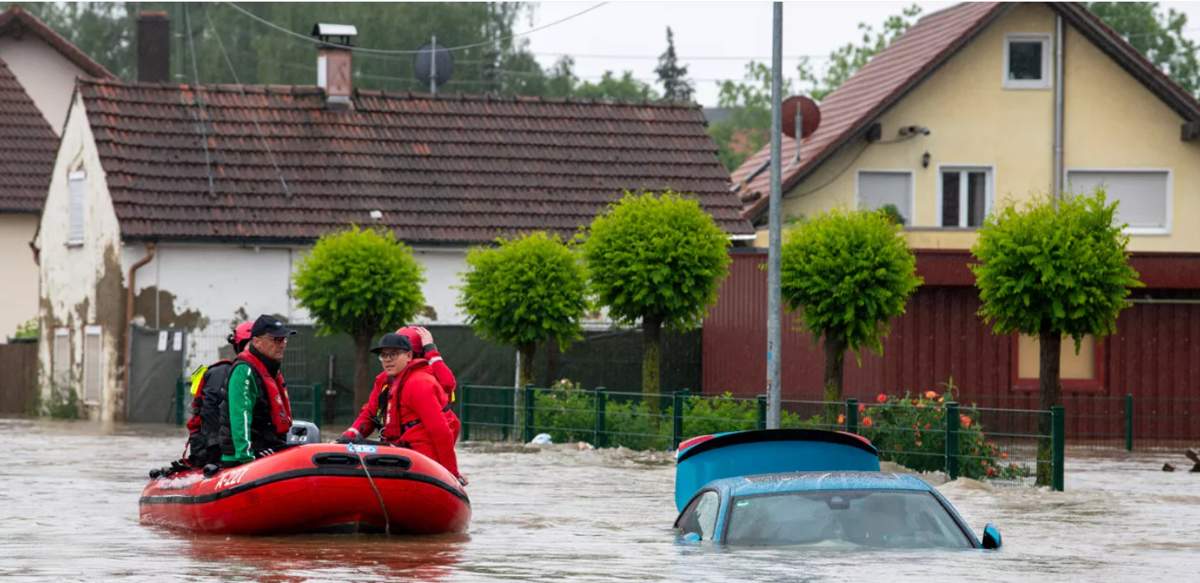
{"left": 68, "top": 171, "right": 86, "bottom": 245}
{"left": 858, "top": 172, "right": 912, "bottom": 225}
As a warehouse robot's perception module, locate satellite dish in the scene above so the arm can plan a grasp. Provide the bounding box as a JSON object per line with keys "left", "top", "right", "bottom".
{"left": 414, "top": 41, "right": 454, "bottom": 88}
{"left": 782, "top": 96, "right": 821, "bottom": 139}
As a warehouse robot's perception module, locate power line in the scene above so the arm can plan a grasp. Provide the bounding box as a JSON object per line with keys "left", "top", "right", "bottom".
{"left": 224, "top": 1, "right": 609, "bottom": 55}
{"left": 206, "top": 6, "right": 292, "bottom": 198}
{"left": 531, "top": 52, "right": 832, "bottom": 61}
{"left": 183, "top": 4, "right": 216, "bottom": 198}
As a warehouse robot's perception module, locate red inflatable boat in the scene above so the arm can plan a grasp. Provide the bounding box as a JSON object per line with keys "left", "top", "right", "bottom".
{"left": 139, "top": 443, "right": 470, "bottom": 535}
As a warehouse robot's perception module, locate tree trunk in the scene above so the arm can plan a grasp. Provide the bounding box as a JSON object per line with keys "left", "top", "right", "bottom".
{"left": 823, "top": 333, "right": 847, "bottom": 423}
{"left": 642, "top": 314, "right": 663, "bottom": 410}
{"left": 543, "top": 339, "right": 560, "bottom": 387}
{"left": 1036, "top": 330, "right": 1062, "bottom": 486}
{"left": 352, "top": 331, "right": 375, "bottom": 408}
{"left": 518, "top": 342, "right": 537, "bottom": 388}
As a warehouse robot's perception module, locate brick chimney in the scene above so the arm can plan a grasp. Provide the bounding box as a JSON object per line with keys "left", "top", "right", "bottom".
{"left": 311, "top": 23, "right": 357, "bottom": 110}
{"left": 137, "top": 12, "right": 170, "bottom": 83}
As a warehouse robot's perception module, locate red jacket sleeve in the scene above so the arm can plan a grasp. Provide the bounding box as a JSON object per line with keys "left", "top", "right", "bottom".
{"left": 347, "top": 373, "right": 388, "bottom": 439}
{"left": 403, "top": 375, "right": 459, "bottom": 477}
{"left": 425, "top": 347, "right": 456, "bottom": 396}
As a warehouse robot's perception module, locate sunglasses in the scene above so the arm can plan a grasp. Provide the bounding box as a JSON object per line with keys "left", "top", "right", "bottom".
{"left": 378, "top": 351, "right": 404, "bottom": 361}
{"left": 266, "top": 336, "right": 288, "bottom": 344}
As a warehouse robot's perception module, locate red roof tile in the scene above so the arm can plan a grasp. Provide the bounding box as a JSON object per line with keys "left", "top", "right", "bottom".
{"left": 78, "top": 79, "right": 752, "bottom": 243}
{"left": 0, "top": 56, "right": 56, "bottom": 213}
{"left": 734, "top": 2, "right": 1200, "bottom": 223}
{"left": 0, "top": 6, "right": 113, "bottom": 79}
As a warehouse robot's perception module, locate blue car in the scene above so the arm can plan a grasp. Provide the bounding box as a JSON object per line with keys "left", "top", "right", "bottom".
{"left": 673, "top": 429, "right": 1002, "bottom": 549}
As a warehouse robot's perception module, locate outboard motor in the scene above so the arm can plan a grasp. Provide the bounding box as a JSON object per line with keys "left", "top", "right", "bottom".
{"left": 287, "top": 421, "right": 321, "bottom": 445}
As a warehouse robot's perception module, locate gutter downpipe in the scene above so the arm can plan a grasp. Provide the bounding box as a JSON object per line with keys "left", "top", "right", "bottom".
{"left": 121, "top": 242, "right": 156, "bottom": 417}
{"left": 1053, "top": 14, "right": 1064, "bottom": 204}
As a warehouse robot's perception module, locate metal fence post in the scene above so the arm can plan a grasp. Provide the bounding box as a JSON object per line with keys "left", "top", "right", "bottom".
{"left": 1052, "top": 405, "right": 1065, "bottom": 492}
{"left": 846, "top": 398, "right": 858, "bottom": 434}
{"left": 672, "top": 388, "right": 689, "bottom": 450}
{"left": 945, "top": 401, "right": 960, "bottom": 480}
{"left": 461, "top": 385, "right": 470, "bottom": 442}
{"left": 523, "top": 384, "right": 536, "bottom": 443}
{"left": 757, "top": 394, "right": 767, "bottom": 430}
{"left": 312, "top": 383, "right": 323, "bottom": 428}
{"left": 1124, "top": 393, "right": 1133, "bottom": 452}
{"left": 175, "top": 377, "right": 186, "bottom": 426}
{"left": 594, "top": 386, "right": 607, "bottom": 448}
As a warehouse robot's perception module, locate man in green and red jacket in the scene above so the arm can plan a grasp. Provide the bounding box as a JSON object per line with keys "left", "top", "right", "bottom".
{"left": 219, "top": 315, "right": 296, "bottom": 466}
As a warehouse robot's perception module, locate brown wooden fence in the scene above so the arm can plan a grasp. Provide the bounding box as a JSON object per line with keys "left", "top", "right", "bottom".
{"left": 0, "top": 340, "right": 38, "bottom": 414}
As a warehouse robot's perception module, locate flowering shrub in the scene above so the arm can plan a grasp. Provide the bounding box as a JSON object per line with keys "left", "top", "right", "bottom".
{"left": 859, "top": 389, "right": 1029, "bottom": 480}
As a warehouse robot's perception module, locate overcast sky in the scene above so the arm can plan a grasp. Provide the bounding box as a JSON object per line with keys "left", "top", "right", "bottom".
{"left": 522, "top": 1, "right": 1200, "bottom": 106}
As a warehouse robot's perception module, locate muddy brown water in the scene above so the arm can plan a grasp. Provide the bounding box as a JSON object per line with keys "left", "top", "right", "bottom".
{"left": 1, "top": 417, "right": 1198, "bottom": 581}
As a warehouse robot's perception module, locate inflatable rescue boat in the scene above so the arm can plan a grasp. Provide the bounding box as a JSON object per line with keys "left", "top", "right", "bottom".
{"left": 139, "top": 439, "right": 470, "bottom": 535}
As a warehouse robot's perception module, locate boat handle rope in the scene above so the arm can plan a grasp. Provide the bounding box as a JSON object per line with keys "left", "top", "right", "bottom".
{"left": 350, "top": 447, "right": 391, "bottom": 536}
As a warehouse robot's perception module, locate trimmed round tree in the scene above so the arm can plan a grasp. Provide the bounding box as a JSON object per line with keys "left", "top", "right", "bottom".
{"left": 458, "top": 231, "right": 588, "bottom": 387}
{"left": 293, "top": 227, "right": 425, "bottom": 405}
{"left": 971, "top": 190, "right": 1141, "bottom": 484}
{"left": 581, "top": 191, "right": 731, "bottom": 400}
{"left": 781, "top": 208, "right": 922, "bottom": 414}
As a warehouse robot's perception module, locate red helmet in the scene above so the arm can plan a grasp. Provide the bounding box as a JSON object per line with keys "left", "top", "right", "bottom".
{"left": 395, "top": 326, "right": 424, "bottom": 356}
{"left": 233, "top": 321, "right": 253, "bottom": 345}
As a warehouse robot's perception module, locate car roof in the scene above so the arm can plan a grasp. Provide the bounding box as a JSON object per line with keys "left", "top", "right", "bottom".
{"left": 705, "top": 471, "right": 934, "bottom": 498}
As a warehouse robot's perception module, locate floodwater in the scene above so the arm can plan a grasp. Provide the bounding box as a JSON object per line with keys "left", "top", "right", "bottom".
{"left": 1, "top": 417, "right": 1199, "bottom": 582}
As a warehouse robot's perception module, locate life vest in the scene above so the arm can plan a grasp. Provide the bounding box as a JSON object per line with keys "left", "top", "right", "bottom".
{"left": 237, "top": 349, "right": 293, "bottom": 435}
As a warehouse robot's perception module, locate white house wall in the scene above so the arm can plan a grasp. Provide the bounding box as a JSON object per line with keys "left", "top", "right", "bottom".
{"left": 127, "top": 243, "right": 470, "bottom": 372}
{"left": 0, "top": 35, "right": 89, "bottom": 134}
{"left": 0, "top": 213, "right": 38, "bottom": 340}
{"left": 36, "top": 91, "right": 124, "bottom": 421}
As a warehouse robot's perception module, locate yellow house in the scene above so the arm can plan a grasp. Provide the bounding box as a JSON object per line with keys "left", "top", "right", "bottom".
{"left": 709, "top": 2, "right": 1200, "bottom": 427}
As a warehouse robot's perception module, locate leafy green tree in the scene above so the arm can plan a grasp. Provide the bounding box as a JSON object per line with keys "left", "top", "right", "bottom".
{"left": 708, "top": 6, "right": 920, "bottom": 171}
{"left": 655, "top": 27, "right": 694, "bottom": 103}
{"left": 780, "top": 209, "right": 921, "bottom": 417}
{"left": 293, "top": 227, "right": 425, "bottom": 405}
{"left": 581, "top": 191, "right": 731, "bottom": 402}
{"left": 971, "top": 191, "right": 1141, "bottom": 485}
{"left": 459, "top": 232, "right": 588, "bottom": 388}
{"left": 1089, "top": 2, "right": 1200, "bottom": 95}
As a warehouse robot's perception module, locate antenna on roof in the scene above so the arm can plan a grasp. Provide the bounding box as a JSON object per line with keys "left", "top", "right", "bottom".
{"left": 414, "top": 36, "right": 454, "bottom": 94}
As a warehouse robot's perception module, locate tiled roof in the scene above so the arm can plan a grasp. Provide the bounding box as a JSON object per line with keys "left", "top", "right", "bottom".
{"left": 734, "top": 2, "right": 1200, "bottom": 223}
{"left": 78, "top": 78, "right": 752, "bottom": 243}
{"left": 0, "top": 6, "right": 113, "bottom": 79}
{"left": 0, "top": 56, "right": 56, "bottom": 213}
{"left": 734, "top": 2, "right": 1004, "bottom": 222}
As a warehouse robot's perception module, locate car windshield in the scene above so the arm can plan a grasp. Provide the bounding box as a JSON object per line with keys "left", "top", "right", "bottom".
{"left": 724, "top": 489, "right": 972, "bottom": 549}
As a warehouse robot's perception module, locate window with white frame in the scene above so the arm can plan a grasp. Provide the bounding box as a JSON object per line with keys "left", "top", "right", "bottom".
{"left": 857, "top": 171, "right": 912, "bottom": 225}
{"left": 1004, "top": 34, "right": 1050, "bottom": 89}
{"left": 67, "top": 171, "right": 86, "bottom": 246}
{"left": 83, "top": 325, "right": 102, "bottom": 404}
{"left": 1067, "top": 170, "right": 1170, "bottom": 233}
{"left": 52, "top": 327, "right": 70, "bottom": 389}
{"left": 940, "top": 167, "right": 991, "bottom": 228}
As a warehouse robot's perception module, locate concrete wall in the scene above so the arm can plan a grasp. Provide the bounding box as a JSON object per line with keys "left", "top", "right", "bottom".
{"left": 0, "top": 213, "right": 38, "bottom": 341}
{"left": 37, "top": 92, "right": 124, "bottom": 421}
{"left": 758, "top": 3, "right": 1200, "bottom": 253}
{"left": 0, "top": 35, "right": 88, "bottom": 134}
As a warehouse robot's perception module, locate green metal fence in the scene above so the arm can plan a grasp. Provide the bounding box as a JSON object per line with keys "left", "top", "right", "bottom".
{"left": 459, "top": 384, "right": 1066, "bottom": 491}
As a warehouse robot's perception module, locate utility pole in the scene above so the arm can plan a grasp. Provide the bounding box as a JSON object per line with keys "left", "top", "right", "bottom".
{"left": 766, "top": 1, "right": 783, "bottom": 429}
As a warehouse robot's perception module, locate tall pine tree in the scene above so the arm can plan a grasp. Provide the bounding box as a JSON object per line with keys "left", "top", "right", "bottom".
{"left": 655, "top": 27, "right": 694, "bottom": 103}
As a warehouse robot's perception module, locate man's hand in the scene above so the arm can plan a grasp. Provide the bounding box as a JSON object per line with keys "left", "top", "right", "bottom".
{"left": 334, "top": 431, "right": 361, "bottom": 444}
{"left": 253, "top": 448, "right": 276, "bottom": 459}
{"left": 456, "top": 474, "right": 469, "bottom": 487}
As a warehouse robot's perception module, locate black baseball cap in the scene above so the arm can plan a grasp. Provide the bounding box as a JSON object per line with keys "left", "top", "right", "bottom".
{"left": 370, "top": 333, "right": 412, "bottom": 354}
{"left": 250, "top": 315, "right": 297, "bottom": 338}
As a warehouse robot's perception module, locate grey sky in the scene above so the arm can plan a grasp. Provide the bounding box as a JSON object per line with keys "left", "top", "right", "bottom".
{"left": 523, "top": 1, "right": 1200, "bottom": 106}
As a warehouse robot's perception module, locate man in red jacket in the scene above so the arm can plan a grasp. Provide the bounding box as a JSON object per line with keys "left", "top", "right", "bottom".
{"left": 338, "top": 333, "right": 464, "bottom": 484}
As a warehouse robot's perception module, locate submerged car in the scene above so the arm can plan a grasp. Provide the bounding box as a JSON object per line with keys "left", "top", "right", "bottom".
{"left": 673, "top": 429, "right": 1002, "bottom": 549}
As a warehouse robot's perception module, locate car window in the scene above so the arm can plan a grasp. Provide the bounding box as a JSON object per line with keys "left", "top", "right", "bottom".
{"left": 724, "top": 490, "right": 972, "bottom": 549}
{"left": 677, "top": 490, "right": 720, "bottom": 540}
